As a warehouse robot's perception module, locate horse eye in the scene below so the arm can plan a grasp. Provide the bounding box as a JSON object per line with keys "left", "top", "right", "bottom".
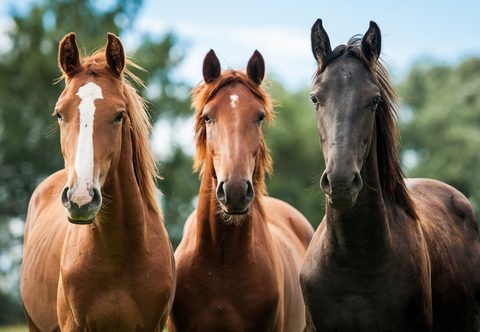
{"left": 257, "top": 113, "right": 266, "bottom": 122}
{"left": 53, "top": 111, "right": 63, "bottom": 122}
{"left": 373, "top": 96, "right": 381, "bottom": 107}
{"left": 310, "top": 95, "right": 319, "bottom": 104}
{"left": 202, "top": 114, "right": 211, "bottom": 123}
{"left": 114, "top": 111, "right": 124, "bottom": 122}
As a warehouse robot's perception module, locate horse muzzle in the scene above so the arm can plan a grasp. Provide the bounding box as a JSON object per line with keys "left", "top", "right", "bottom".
{"left": 216, "top": 179, "right": 254, "bottom": 215}
{"left": 61, "top": 186, "right": 102, "bottom": 224}
{"left": 320, "top": 170, "right": 363, "bottom": 209}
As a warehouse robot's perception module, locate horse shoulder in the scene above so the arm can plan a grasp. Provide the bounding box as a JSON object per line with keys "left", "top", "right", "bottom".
{"left": 21, "top": 170, "right": 67, "bottom": 332}
{"left": 24, "top": 170, "right": 67, "bottom": 238}
{"left": 172, "top": 210, "right": 203, "bottom": 307}
{"left": 174, "top": 210, "right": 197, "bottom": 262}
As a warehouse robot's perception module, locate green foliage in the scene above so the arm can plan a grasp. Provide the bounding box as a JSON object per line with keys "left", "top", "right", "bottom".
{"left": 399, "top": 57, "right": 480, "bottom": 214}
{"left": 265, "top": 81, "right": 325, "bottom": 228}
{"left": 0, "top": 292, "right": 23, "bottom": 325}
{"left": 0, "top": 326, "right": 28, "bottom": 332}
{"left": 158, "top": 148, "right": 198, "bottom": 247}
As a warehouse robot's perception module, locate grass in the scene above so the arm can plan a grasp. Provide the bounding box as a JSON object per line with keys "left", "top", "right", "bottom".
{"left": 0, "top": 327, "right": 28, "bottom": 332}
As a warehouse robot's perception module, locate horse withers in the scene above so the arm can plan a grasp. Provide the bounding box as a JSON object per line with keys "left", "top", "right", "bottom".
{"left": 20, "top": 33, "right": 175, "bottom": 331}
{"left": 300, "top": 20, "right": 480, "bottom": 331}
{"left": 168, "top": 50, "right": 314, "bottom": 331}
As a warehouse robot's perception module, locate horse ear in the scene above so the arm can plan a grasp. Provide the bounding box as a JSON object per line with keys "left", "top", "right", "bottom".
{"left": 362, "top": 21, "right": 381, "bottom": 61}
{"left": 58, "top": 32, "right": 81, "bottom": 78}
{"left": 203, "top": 49, "right": 221, "bottom": 83}
{"left": 247, "top": 50, "right": 265, "bottom": 85}
{"left": 106, "top": 33, "right": 125, "bottom": 76}
{"left": 311, "top": 19, "right": 332, "bottom": 67}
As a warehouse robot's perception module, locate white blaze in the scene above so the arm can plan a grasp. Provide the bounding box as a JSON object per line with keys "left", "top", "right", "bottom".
{"left": 73, "top": 82, "right": 103, "bottom": 206}
{"left": 230, "top": 94, "right": 239, "bottom": 108}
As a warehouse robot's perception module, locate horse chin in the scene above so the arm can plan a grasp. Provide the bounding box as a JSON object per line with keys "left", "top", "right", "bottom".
{"left": 66, "top": 208, "right": 97, "bottom": 224}
{"left": 218, "top": 204, "right": 250, "bottom": 226}
{"left": 224, "top": 209, "right": 249, "bottom": 216}
{"left": 327, "top": 193, "right": 358, "bottom": 210}
{"left": 67, "top": 216, "right": 96, "bottom": 225}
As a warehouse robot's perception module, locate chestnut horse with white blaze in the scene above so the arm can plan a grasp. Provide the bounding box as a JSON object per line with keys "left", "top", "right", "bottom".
{"left": 20, "top": 33, "right": 175, "bottom": 331}
{"left": 300, "top": 20, "right": 480, "bottom": 331}
{"left": 168, "top": 50, "right": 314, "bottom": 331}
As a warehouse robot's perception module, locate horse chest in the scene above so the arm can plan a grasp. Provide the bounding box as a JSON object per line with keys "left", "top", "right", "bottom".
{"left": 58, "top": 254, "right": 172, "bottom": 330}
{"left": 174, "top": 257, "right": 280, "bottom": 331}
{"left": 301, "top": 260, "right": 427, "bottom": 331}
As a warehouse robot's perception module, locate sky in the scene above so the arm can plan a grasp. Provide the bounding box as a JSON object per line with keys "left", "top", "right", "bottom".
{"left": 1, "top": 0, "right": 479, "bottom": 89}
{"left": 125, "top": 0, "right": 480, "bottom": 89}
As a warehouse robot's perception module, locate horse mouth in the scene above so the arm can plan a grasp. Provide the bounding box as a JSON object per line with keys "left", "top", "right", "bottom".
{"left": 218, "top": 202, "right": 250, "bottom": 216}
{"left": 66, "top": 207, "right": 98, "bottom": 224}
{"left": 326, "top": 193, "right": 358, "bottom": 210}
{"left": 224, "top": 209, "right": 249, "bottom": 215}
{"left": 67, "top": 216, "right": 95, "bottom": 225}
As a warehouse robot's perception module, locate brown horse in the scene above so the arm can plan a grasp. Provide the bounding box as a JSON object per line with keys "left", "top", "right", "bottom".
{"left": 168, "top": 50, "right": 314, "bottom": 331}
{"left": 300, "top": 20, "right": 480, "bottom": 332}
{"left": 20, "top": 33, "right": 175, "bottom": 331}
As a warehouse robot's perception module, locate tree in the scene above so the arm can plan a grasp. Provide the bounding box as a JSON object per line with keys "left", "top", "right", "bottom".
{"left": 399, "top": 57, "right": 480, "bottom": 215}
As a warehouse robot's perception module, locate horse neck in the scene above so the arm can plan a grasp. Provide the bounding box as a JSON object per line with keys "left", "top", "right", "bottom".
{"left": 325, "top": 121, "right": 392, "bottom": 266}
{"left": 195, "top": 158, "right": 264, "bottom": 260}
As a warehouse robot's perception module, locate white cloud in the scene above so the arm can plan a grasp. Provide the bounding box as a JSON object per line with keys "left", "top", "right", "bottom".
{"left": 0, "top": 17, "right": 14, "bottom": 53}
{"left": 152, "top": 117, "right": 195, "bottom": 160}
{"left": 132, "top": 19, "right": 315, "bottom": 89}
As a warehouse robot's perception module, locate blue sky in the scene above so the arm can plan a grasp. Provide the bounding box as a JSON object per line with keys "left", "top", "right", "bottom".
{"left": 1, "top": 0, "right": 480, "bottom": 89}
{"left": 127, "top": 0, "right": 480, "bottom": 88}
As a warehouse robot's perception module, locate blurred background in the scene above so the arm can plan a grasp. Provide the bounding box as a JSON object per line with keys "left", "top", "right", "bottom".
{"left": 0, "top": 0, "right": 479, "bottom": 326}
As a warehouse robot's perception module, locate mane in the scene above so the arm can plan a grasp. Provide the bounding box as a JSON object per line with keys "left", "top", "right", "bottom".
{"left": 314, "top": 37, "right": 418, "bottom": 220}
{"left": 78, "top": 50, "right": 160, "bottom": 214}
{"left": 191, "top": 69, "right": 273, "bottom": 196}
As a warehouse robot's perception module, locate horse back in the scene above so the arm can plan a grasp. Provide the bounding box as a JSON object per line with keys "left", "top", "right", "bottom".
{"left": 408, "top": 178, "right": 480, "bottom": 331}
{"left": 21, "top": 170, "right": 68, "bottom": 331}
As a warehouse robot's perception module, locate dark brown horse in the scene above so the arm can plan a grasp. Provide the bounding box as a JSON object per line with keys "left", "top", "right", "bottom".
{"left": 300, "top": 20, "right": 480, "bottom": 331}
{"left": 168, "top": 50, "right": 314, "bottom": 331}
{"left": 20, "top": 33, "right": 175, "bottom": 331}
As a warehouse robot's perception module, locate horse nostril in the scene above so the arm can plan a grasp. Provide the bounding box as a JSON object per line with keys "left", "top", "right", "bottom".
{"left": 351, "top": 172, "right": 363, "bottom": 193}
{"left": 320, "top": 172, "right": 332, "bottom": 195}
{"left": 91, "top": 187, "right": 102, "bottom": 208}
{"left": 61, "top": 187, "right": 70, "bottom": 208}
{"left": 216, "top": 181, "right": 227, "bottom": 204}
{"left": 245, "top": 181, "right": 254, "bottom": 204}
